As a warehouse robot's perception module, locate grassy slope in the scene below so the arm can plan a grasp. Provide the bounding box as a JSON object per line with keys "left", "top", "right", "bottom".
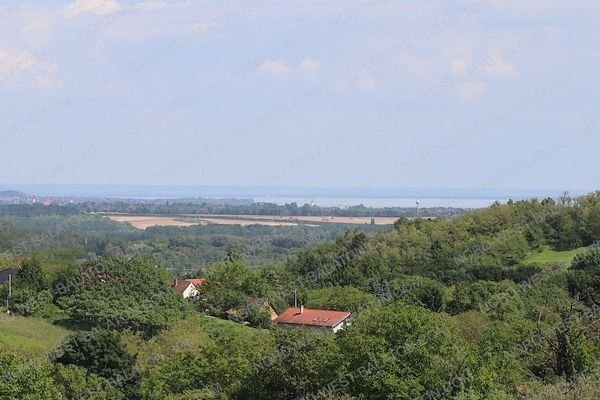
{"left": 523, "top": 246, "right": 589, "bottom": 266}
{"left": 0, "top": 314, "right": 70, "bottom": 358}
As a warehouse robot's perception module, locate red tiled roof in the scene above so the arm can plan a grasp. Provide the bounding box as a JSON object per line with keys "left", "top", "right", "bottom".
{"left": 172, "top": 279, "right": 194, "bottom": 294}
{"left": 185, "top": 278, "right": 205, "bottom": 286}
{"left": 275, "top": 307, "right": 351, "bottom": 328}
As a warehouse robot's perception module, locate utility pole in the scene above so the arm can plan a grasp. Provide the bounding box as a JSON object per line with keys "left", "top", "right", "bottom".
{"left": 416, "top": 200, "right": 420, "bottom": 219}
{"left": 5, "top": 273, "right": 11, "bottom": 313}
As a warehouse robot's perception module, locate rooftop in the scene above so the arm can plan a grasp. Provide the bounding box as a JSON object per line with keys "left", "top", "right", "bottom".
{"left": 275, "top": 307, "right": 351, "bottom": 328}
{"left": 172, "top": 279, "right": 194, "bottom": 295}
{"left": 185, "top": 278, "right": 205, "bottom": 287}
{"left": 0, "top": 268, "right": 20, "bottom": 284}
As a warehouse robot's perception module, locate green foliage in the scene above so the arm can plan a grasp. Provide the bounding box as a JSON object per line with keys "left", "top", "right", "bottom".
{"left": 53, "top": 330, "right": 139, "bottom": 398}
{"left": 205, "top": 258, "right": 270, "bottom": 297}
{"left": 448, "top": 281, "right": 519, "bottom": 315}
{"left": 137, "top": 315, "right": 270, "bottom": 399}
{"left": 568, "top": 246, "right": 600, "bottom": 303}
{"left": 9, "top": 289, "right": 55, "bottom": 317}
{"left": 524, "top": 282, "right": 598, "bottom": 381}
{"left": 243, "top": 304, "right": 273, "bottom": 328}
{"left": 53, "top": 364, "right": 126, "bottom": 400}
{"left": 0, "top": 218, "right": 14, "bottom": 253}
{"left": 3, "top": 192, "right": 600, "bottom": 399}
{"left": 389, "top": 275, "right": 449, "bottom": 312}
{"left": 54, "top": 330, "right": 136, "bottom": 379}
{"left": 527, "top": 372, "right": 600, "bottom": 399}
{"left": 304, "top": 286, "right": 379, "bottom": 313}
{"left": 198, "top": 258, "right": 273, "bottom": 326}
{"left": 337, "top": 303, "right": 474, "bottom": 399}
{"left": 287, "top": 230, "right": 369, "bottom": 289}
{"left": 0, "top": 348, "right": 63, "bottom": 400}
{"left": 16, "top": 258, "right": 45, "bottom": 291}
{"left": 472, "top": 318, "right": 535, "bottom": 395}
{"left": 56, "top": 257, "right": 191, "bottom": 335}
{"left": 245, "top": 328, "right": 348, "bottom": 400}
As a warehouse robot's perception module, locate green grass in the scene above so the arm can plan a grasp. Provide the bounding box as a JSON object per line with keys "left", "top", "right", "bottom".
{"left": 523, "top": 246, "right": 589, "bottom": 266}
{"left": 0, "top": 314, "right": 71, "bottom": 358}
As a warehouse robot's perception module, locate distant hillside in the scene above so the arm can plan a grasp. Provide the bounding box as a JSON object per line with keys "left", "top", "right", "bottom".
{"left": 0, "top": 190, "right": 27, "bottom": 198}
{"left": 0, "top": 190, "right": 29, "bottom": 204}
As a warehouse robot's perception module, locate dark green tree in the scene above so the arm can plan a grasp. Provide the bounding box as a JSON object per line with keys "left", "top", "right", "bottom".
{"left": 53, "top": 330, "right": 139, "bottom": 398}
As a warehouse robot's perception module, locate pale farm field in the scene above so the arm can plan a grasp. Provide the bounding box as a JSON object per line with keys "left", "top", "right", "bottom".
{"left": 189, "top": 214, "right": 400, "bottom": 225}
{"left": 106, "top": 215, "right": 200, "bottom": 229}
{"left": 105, "top": 214, "right": 400, "bottom": 230}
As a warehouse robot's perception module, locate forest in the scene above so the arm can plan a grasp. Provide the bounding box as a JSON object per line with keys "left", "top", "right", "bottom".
{"left": 0, "top": 199, "right": 465, "bottom": 218}
{"left": 1, "top": 191, "right": 600, "bottom": 399}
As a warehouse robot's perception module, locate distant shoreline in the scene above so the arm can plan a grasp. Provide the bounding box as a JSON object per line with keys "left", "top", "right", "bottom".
{"left": 0, "top": 184, "right": 582, "bottom": 209}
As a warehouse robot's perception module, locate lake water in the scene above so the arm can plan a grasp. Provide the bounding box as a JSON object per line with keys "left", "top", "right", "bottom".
{"left": 252, "top": 197, "right": 499, "bottom": 209}
{"left": 0, "top": 184, "right": 578, "bottom": 209}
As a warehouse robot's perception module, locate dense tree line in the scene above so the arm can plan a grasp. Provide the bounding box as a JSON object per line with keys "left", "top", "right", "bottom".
{"left": 0, "top": 212, "right": 386, "bottom": 273}
{"left": 1, "top": 200, "right": 465, "bottom": 218}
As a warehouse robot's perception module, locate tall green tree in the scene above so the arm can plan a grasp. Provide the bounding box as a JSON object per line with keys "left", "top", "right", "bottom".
{"left": 337, "top": 303, "right": 474, "bottom": 400}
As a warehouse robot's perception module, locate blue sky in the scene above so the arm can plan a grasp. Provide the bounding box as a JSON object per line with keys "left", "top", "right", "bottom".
{"left": 0, "top": 0, "right": 598, "bottom": 191}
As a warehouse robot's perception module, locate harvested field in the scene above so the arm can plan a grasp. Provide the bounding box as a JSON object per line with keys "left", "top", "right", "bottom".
{"left": 188, "top": 214, "right": 400, "bottom": 225}
{"left": 106, "top": 215, "right": 200, "bottom": 229}
{"left": 189, "top": 217, "right": 299, "bottom": 227}
{"left": 106, "top": 214, "right": 301, "bottom": 229}
{"left": 105, "top": 214, "right": 400, "bottom": 229}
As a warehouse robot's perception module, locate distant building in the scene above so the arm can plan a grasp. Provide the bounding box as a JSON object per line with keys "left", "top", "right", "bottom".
{"left": 0, "top": 268, "right": 19, "bottom": 286}
{"left": 171, "top": 278, "right": 205, "bottom": 299}
{"left": 275, "top": 306, "right": 351, "bottom": 333}
{"left": 249, "top": 298, "right": 279, "bottom": 320}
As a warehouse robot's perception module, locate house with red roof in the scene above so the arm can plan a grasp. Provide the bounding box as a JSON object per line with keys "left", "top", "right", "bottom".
{"left": 172, "top": 278, "right": 205, "bottom": 298}
{"left": 275, "top": 306, "right": 351, "bottom": 333}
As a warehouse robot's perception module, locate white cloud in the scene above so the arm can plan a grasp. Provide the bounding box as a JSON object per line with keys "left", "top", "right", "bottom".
{"left": 134, "top": 1, "right": 194, "bottom": 11}
{"left": 64, "top": 0, "right": 122, "bottom": 18}
{"left": 36, "top": 74, "right": 64, "bottom": 89}
{"left": 451, "top": 58, "right": 471, "bottom": 78}
{"left": 299, "top": 57, "right": 321, "bottom": 72}
{"left": 357, "top": 77, "right": 376, "bottom": 90}
{"left": 22, "top": 21, "right": 53, "bottom": 47}
{"left": 458, "top": 81, "right": 487, "bottom": 100}
{"left": 135, "top": 1, "right": 170, "bottom": 10}
{"left": 258, "top": 57, "right": 322, "bottom": 78}
{"left": 447, "top": 46, "right": 473, "bottom": 78}
{"left": 0, "top": 48, "right": 61, "bottom": 89}
{"left": 482, "top": 53, "right": 517, "bottom": 77}
{"left": 448, "top": 47, "right": 517, "bottom": 79}
{"left": 258, "top": 59, "right": 290, "bottom": 76}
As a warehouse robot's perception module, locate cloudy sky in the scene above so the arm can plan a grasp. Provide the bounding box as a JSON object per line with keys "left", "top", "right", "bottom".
{"left": 0, "top": 0, "right": 598, "bottom": 191}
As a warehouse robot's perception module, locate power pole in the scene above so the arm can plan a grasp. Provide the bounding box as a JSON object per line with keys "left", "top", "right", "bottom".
{"left": 5, "top": 273, "right": 11, "bottom": 313}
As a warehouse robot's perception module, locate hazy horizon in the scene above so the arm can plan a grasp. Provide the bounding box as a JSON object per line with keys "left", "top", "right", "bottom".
{"left": 0, "top": 183, "right": 589, "bottom": 209}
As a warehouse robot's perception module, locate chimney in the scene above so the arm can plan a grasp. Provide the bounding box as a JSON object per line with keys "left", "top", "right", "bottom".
{"left": 300, "top": 304, "right": 304, "bottom": 314}
{"left": 294, "top": 289, "right": 297, "bottom": 308}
